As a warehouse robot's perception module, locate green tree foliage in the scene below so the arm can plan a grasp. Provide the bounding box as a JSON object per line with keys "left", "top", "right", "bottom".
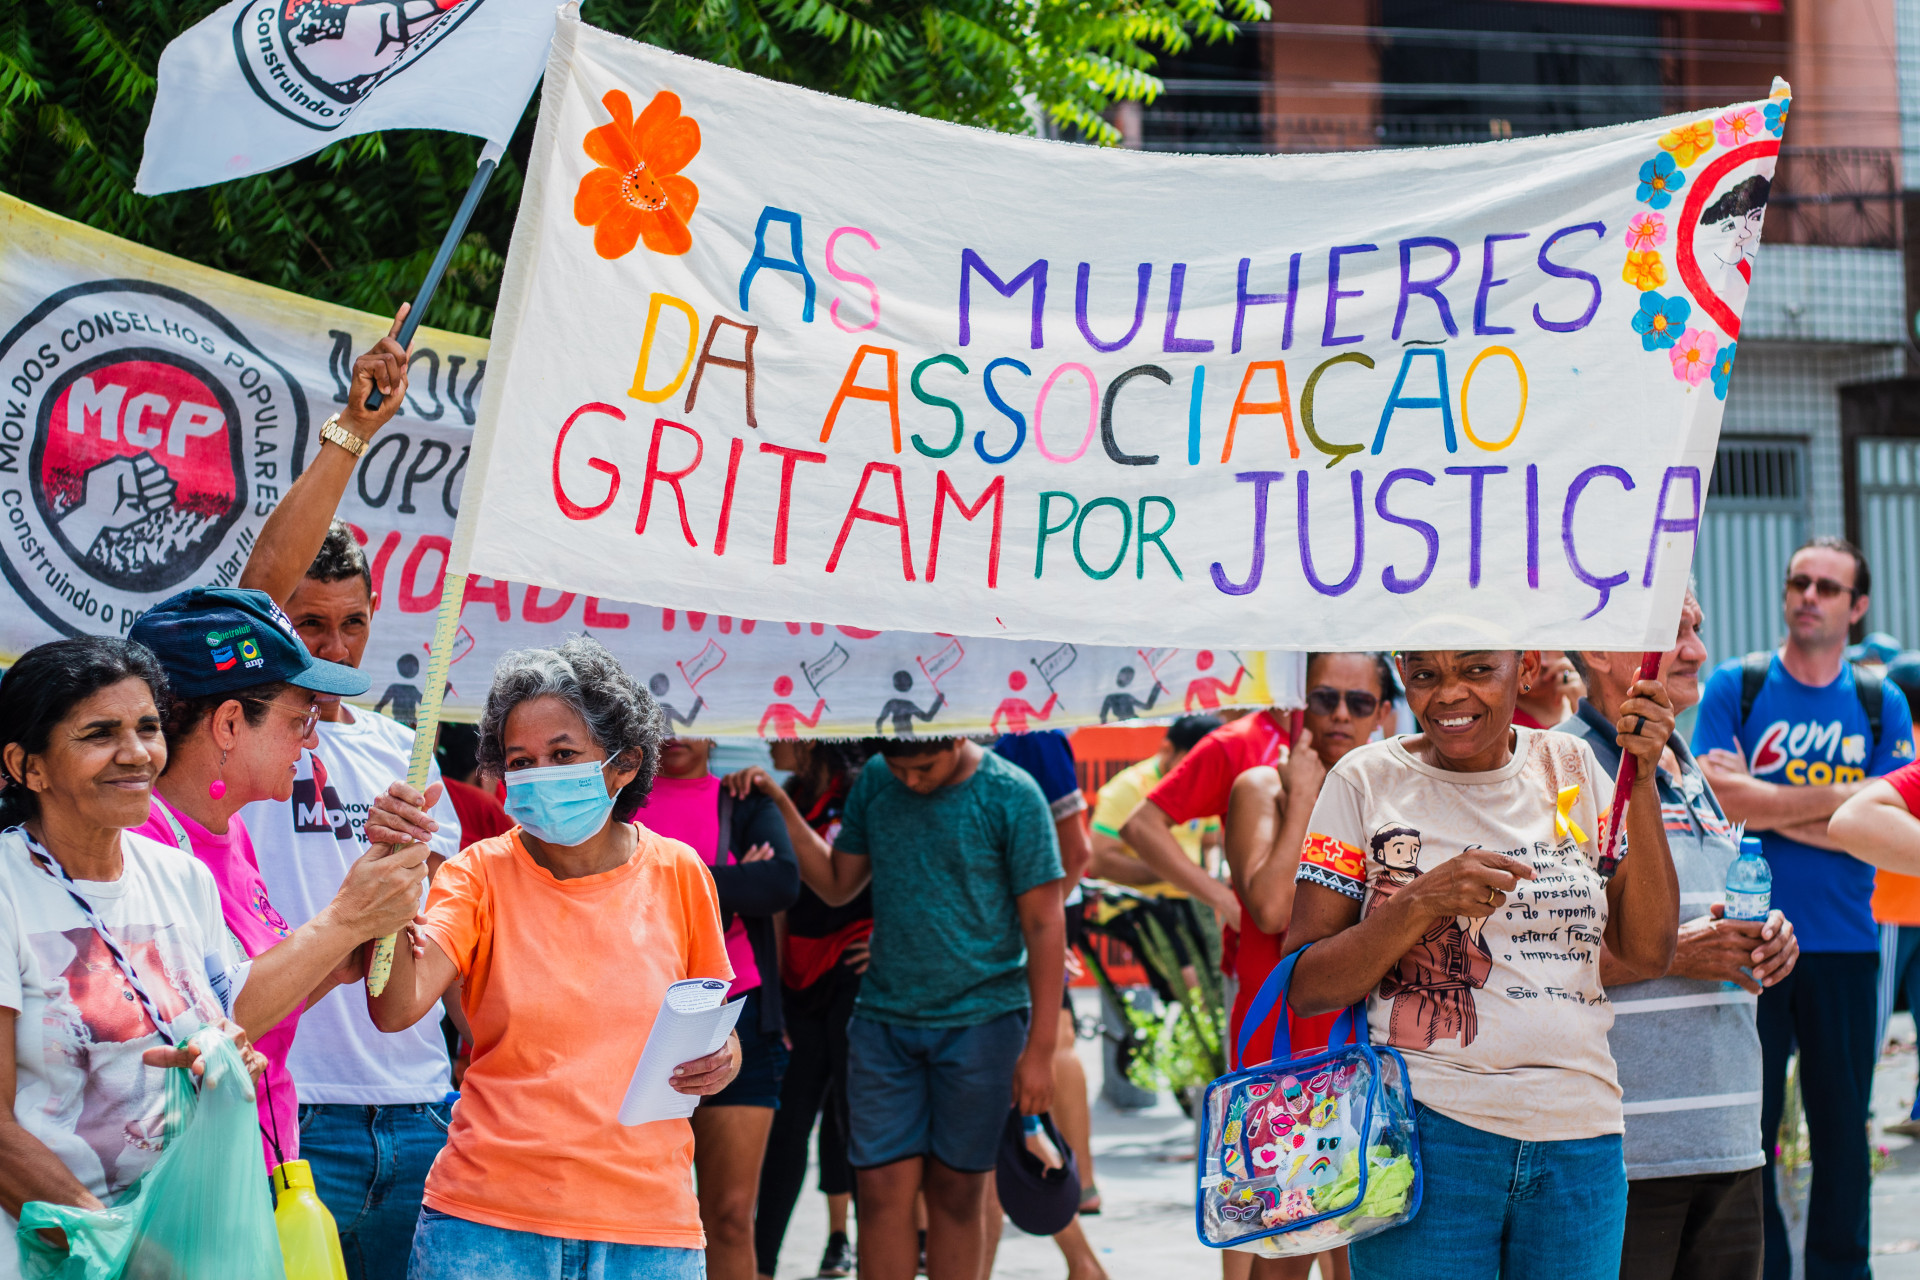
{"left": 0, "top": 0, "right": 1263, "bottom": 338}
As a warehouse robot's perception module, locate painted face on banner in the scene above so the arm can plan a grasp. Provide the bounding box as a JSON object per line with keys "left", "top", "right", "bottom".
{"left": 0, "top": 281, "right": 306, "bottom": 637}
{"left": 235, "top": 0, "right": 488, "bottom": 130}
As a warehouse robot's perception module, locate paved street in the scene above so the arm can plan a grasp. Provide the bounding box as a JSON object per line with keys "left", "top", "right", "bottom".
{"left": 771, "top": 997, "right": 1920, "bottom": 1280}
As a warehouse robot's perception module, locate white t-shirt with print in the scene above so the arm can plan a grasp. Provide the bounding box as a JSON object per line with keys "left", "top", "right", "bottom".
{"left": 1295, "top": 728, "right": 1623, "bottom": 1142}
{"left": 239, "top": 708, "right": 460, "bottom": 1105}
{"left": 0, "top": 826, "right": 251, "bottom": 1274}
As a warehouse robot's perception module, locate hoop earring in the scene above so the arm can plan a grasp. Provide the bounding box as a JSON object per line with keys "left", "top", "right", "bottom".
{"left": 210, "top": 749, "right": 228, "bottom": 801}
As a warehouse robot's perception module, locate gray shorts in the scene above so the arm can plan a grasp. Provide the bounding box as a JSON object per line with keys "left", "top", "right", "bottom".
{"left": 846, "top": 1009, "right": 1029, "bottom": 1173}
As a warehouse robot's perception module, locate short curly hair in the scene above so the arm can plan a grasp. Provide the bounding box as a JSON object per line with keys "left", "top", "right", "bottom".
{"left": 476, "top": 636, "right": 664, "bottom": 822}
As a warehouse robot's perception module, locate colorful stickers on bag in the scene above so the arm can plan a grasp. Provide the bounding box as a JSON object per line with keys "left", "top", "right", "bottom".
{"left": 1211, "top": 1063, "right": 1363, "bottom": 1230}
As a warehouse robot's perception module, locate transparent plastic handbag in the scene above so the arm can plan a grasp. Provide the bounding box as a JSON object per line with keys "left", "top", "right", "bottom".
{"left": 18, "top": 1025, "right": 287, "bottom": 1280}
{"left": 1196, "top": 947, "right": 1422, "bottom": 1258}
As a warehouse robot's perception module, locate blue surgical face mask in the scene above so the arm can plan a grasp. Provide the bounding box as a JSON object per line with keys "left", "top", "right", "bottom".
{"left": 503, "top": 757, "right": 617, "bottom": 847}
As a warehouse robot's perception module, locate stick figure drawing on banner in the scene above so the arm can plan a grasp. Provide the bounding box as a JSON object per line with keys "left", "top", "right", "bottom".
{"left": 376, "top": 653, "right": 424, "bottom": 728}
{"left": 1100, "top": 665, "right": 1166, "bottom": 723}
{"left": 991, "top": 670, "right": 1059, "bottom": 734}
{"left": 1184, "top": 650, "right": 1249, "bottom": 711}
{"left": 876, "top": 670, "right": 945, "bottom": 737}
{"left": 649, "top": 673, "right": 704, "bottom": 729}
{"left": 759, "top": 675, "right": 827, "bottom": 738}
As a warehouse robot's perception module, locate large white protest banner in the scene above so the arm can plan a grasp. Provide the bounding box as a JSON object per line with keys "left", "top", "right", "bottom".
{"left": 136, "top": 0, "right": 558, "bottom": 194}
{"left": 463, "top": 13, "right": 1784, "bottom": 652}
{"left": 0, "top": 195, "right": 1299, "bottom": 734}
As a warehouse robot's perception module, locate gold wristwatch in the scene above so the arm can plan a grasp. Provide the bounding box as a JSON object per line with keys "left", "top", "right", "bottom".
{"left": 319, "top": 414, "right": 370, "bottom": 459}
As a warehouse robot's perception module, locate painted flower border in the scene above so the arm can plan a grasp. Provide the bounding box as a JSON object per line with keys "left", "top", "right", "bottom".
{"left": 1618, "top": 80, "right": 1788, "bottom": 400}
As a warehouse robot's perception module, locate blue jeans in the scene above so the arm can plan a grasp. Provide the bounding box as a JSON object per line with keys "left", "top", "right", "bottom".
{"left": 1351, "top": 1105, "right": 1626, "bottom": 1280}
{"left": 407, "top": 1207, "right": 706, "bottom": 1280}
{"left": 299, "top": 1102, "right": 452, "bottom": 1280}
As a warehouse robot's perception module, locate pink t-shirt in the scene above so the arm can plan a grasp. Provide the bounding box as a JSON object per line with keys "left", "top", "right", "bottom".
{"left": 130, "top": 795, "right": 301, "bottom": 1166}
{"left": 643, "top": 776, "right": 761, "bottom": 994}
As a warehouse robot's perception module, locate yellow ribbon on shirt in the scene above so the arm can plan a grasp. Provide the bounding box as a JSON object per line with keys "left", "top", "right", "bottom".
{"left": 1555, "top": 784, "right": 1589, "bottom": 845}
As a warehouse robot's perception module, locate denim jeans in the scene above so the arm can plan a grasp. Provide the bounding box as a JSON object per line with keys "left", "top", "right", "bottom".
{"left": 1351, "top": 1104, "right": 1626, "bottom": 1280}
{"left": 298, "top": 1102, "right": 452, "bottom": 1280}
{"left": 407, "top": 1207, "right": 706, "bottom": 1280}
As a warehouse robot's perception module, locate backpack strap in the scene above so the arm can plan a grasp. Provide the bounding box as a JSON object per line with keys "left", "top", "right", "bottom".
{"left": 1738, "top": 652, "right": 1771, "bottom": 737}
{"left": 1853, "top": 664, "right": 1885, "bottom": 755}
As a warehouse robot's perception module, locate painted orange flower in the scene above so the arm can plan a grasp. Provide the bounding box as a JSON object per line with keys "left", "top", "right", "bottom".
{"left": 575, "top": 89, "right": 700, "bottom": 259}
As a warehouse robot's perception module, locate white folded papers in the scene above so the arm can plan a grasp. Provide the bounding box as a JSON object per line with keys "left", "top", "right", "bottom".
{"left": 618, "top": 979, "right": 744, "bottom": 1125}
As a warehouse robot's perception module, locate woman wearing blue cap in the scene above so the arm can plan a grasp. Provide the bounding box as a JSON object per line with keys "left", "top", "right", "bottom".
{"left": 119, "top": 586, "right": 433, "bottom": 1172}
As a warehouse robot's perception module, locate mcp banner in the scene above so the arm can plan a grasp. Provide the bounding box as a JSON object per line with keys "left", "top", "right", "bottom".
{"left": 0, "top": 194, "right": 1299, "bottom": 734}
{"left": 464, "top": 12, "right": 1786, "bottom": 651}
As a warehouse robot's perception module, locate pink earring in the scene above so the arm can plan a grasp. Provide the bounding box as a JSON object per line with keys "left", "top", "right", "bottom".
{"left": 210, "top": 750, "right": 227, "bottom": 800}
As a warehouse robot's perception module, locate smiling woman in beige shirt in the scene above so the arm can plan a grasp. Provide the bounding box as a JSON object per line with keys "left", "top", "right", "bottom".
{"left": 1281, "top": 649, "right": 1680, "bottom": 1280}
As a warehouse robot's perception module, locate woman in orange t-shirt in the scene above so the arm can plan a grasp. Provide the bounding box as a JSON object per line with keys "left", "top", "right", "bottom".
{"left": 366, "top": 637, "right": 740, "bottom": 1280}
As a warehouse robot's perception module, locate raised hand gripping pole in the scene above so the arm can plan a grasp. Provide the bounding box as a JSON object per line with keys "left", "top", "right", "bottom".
{"left": 1600, "top": 651, "right": 1665, "bottom": 869}
{"left": 364, "top": 145, "right": 500, "bottom": 995}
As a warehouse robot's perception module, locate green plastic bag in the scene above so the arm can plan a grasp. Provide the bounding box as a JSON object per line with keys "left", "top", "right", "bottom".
{"left": 18, "top": 1026, "right": 287, "bottom": 1280}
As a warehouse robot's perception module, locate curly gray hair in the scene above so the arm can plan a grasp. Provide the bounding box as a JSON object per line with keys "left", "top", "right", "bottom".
{"left": 477, "top": 636, "right": 664, "bottom": 822}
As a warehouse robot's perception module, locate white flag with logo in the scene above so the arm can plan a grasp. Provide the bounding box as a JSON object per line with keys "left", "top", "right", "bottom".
{"left": 136, "top": 0, "right": 560, "bottom": 195}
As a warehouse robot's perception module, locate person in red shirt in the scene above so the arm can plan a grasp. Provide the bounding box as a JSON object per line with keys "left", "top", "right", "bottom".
{"left": 1119, "top": 655, "right": 1396, "bottom": 1280}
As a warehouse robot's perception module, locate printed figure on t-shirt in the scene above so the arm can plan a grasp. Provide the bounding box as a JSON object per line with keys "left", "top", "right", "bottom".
{"left": 990, "top": 670, "right": 1059, "bottom": 734}
{"left": 1099, "top": 665, "right": 1164, "bottom": 723}
{"left": 759, "top": 675, "right": 827, "bottom": 738}
{"left": 649, "top": 672, "right": 705, "bottom": 729}
{"left": 875, "top": 669, "right": 944, "bottom": 737}
{"left": 1184, "top": 651, "right": 1248, "bottom": 711}
{"left": 35, "top": 923, "right": 219, "bottom": 1191}
{"left": 375, "top": 652, "right": 424, "bottom": 728}
{"left": 1361, "top": 824, "right": 1493, "bottom": 1049}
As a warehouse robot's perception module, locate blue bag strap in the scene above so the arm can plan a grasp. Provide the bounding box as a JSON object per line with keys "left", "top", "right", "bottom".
{"left": 1234, "top": 943, "right": 1370, "bottom": 1069}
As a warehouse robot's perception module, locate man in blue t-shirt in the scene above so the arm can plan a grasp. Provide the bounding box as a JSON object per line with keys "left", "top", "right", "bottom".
{"left": 1693, "top": 537, "right": 1917, "bottom": 1280}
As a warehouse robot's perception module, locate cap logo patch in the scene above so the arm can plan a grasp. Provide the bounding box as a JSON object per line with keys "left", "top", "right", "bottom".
{"left": 211, "top": 646, "right": 237, "bottom": 670}
{"left": 206, "top": 624, "right": 253, "bottom": 646}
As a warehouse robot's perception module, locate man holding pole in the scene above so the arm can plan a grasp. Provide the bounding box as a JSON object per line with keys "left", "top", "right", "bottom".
{"left": 235, "top": 315, "right": 465, "bottom": 1280}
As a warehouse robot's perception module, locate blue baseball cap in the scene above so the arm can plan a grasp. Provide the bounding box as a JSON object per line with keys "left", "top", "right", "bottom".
{"left": 129, "top": 587, "right": 370, "bottom": 700}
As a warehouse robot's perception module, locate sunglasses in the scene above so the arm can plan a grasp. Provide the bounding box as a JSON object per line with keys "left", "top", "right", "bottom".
{"left": 1784, "top": 573, "right": 1858, "bottom": 601}
{"left": 1306, "top": 687, "right": 1380, "bottom": 718}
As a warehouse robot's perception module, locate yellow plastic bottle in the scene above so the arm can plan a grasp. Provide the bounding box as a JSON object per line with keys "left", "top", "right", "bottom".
{"left": 272, "top": 1160, "right": 348, "bottom": 1280}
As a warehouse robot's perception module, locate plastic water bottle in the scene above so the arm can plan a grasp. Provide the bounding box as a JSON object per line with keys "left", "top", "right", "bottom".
{"left": 1725, "top": 837, "right": 1772, "bottom": 922}
{"left": 272, "top": 1160, "right": 349, "bottom": 1280}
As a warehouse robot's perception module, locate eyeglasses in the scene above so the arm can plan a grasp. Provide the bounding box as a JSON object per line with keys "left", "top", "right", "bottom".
{"left": 1306, "top": 687, "right": 1380, "bottom": 718}
{"left": 1784, "top": 573, "right": 1858, "bottom": 601}
{"left": 244, "top": 698, "right": 320, "bottom": 737}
